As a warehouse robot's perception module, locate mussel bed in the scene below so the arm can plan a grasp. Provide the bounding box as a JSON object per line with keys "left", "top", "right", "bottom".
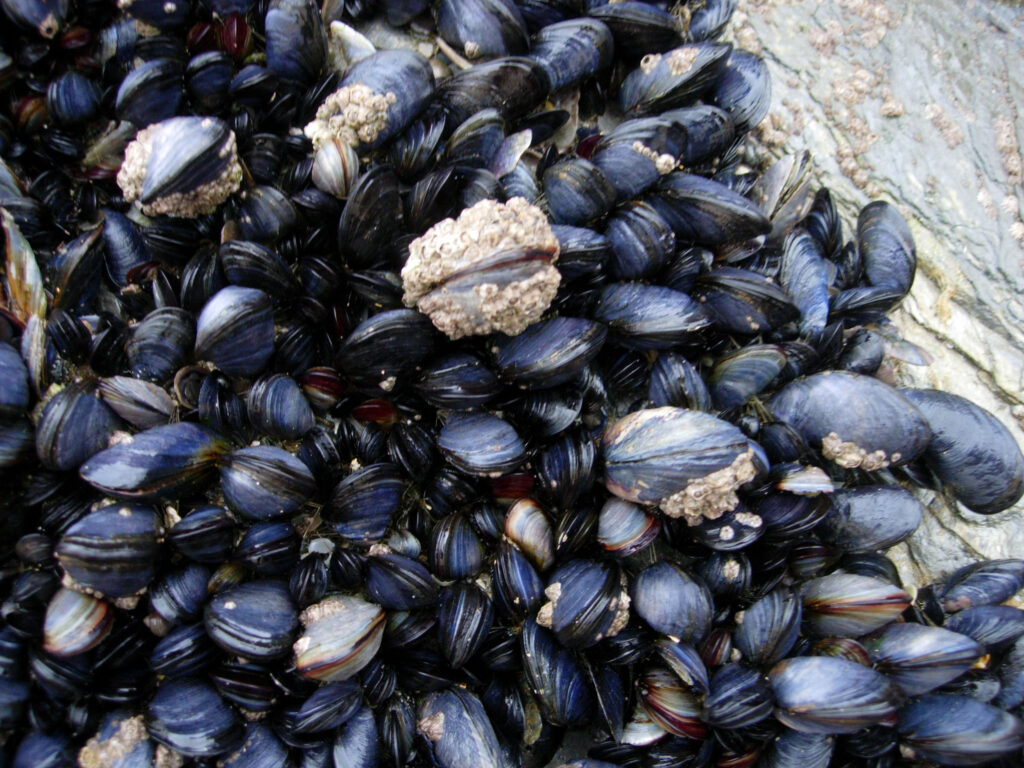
{"left": 0, "top": 0, "right": 1023, "bottom": 767}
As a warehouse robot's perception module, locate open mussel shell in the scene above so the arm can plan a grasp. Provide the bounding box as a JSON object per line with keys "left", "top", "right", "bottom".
{"left": 770, "top": 371, "right": 931, "bottom": 471}
{"left": 800, "top": 572, "right": 911, "bottom": 638}
{"left": 55, "top": 504, "right": 159, "bottom": 599}
{"left": 864, "top": 623, "right": 983, "bottom": 696}
{"left": 603, "top": 407, "right": 757, "bottom": 524}
{"left": 79, "top": 422, "right": 229, "bottom": 500}
{"left": 817, "top": 485, "right": 923, "bottom": 552}
{"left": 636, "top": 664, "right": 706, "bottom": 740}
{"left": 145, "top": 677, "right": 244, "bottom": 757}
{"left": 898, "top": 694, "right": 1024, "bottom": 766}
{"left": 903, "top": 389, "right": 1024, "bottom": 514}
{"left": 769, "top": 656, "right": 897, "bottom": 735}
{"left": 294, "top": 595, "right": 385, "bottom": 683}
{"left": 42, "top": 587, "right": 112, "bottom": 657}
{"left": 204, "top": 580, "right": 298, "bottom": 661}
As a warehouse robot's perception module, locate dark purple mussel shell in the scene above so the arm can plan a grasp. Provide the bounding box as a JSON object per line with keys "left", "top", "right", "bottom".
{"left": 528, "top": 18, "right": 613, "bottom": 91}
{"left": 636, "top": 664, "right": 706, "bottom": 740}
{"left": 327, "top": 463, "right": 404, "bottom": 544}
{"left": 36, "top": 383, "right": 123, "bottom": 472}
{"left": 770, "top": 371, "right": 931, "bottom": 470}
{"left": 631, "top": 561, "right": 712, "bottom": 644}
{"left": 145, "top": 677, "right": 244, "bottom": 757}
{"left": 537, "top": 559, "right": 628, "bottom": 649}
{"left": 335, "top": 309, "right": 436, "bottom": 393}
{"left": 618, "top": 43, "right": 733, "bottom": 116}
{"left": 817, "top": 485, "right": 923, "bottom": 552}
{"left": 520, "top": 617, "right": 594, "bottom": 728}
{"left": 204, "top": 580, "right": 298, "bottom": 660}
{"left": 898, "top": 694, "right": 1024, "bottom": 766}
{"left": 864, "top": 623, "right": 983, "bottom": 696}
{"left": 437, "top": 582, "right": 494, "bottom": 669}
{"left": 734, "top": 586, "right": 801, "bottom": 667}
{"left": 649, "top": 171, "right": 770, "bottom": 250}
{"left": 491, "top": 317, "right": 606, "bottom": 389}
{"left": 418, "top": 687, "right": 514, "bottom": 768}
{"left": 55, "top": 504, "right": 160, "bottom": 598}
{"left": 594, "top": 283, "right": 711, "bottom": 350}
{"left": 903, "top": 389, "right": 1024, "bottom": 514}
{"left": 80, "top": 423, "right": 229, "bottom": 500}
{"left": 438, "top": 411, "right": 525, "bottom": 476}
{"left": 194, "top": 286, "right": 275, "bottom": 378}
{"left": 436, "top": 0, "right": 528, "bottom": 59}
{"left": 703, "top": 662, "right": 773, "bottom": 729}
{"left": 220, "top": 445, "right": 316, "bottom": 521}
{"left": 940, "top": 558, "right": 1024, "bottom": 613}
{"left": 857, "top": 200, "right": 916, "bottom": 298}
{"left": 769, "top": 656, "right": 898, "bottom": 735}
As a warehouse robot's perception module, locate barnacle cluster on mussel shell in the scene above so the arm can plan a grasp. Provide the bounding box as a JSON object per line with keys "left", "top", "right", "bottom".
{"left": 1, "top": 0, "right": 1024, "bottom": 767}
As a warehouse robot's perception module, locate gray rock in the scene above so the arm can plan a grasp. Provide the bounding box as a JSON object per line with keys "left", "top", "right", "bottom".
{"left": 730, "top": 0, "right": 1024, "bottom": 593}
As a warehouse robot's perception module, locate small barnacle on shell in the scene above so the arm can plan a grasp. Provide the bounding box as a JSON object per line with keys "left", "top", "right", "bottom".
{"left": 401, "top": 197, "right": 561, "bottom": 339}
{"left": 303, "top": 83, "right": 397, "bottom": 150}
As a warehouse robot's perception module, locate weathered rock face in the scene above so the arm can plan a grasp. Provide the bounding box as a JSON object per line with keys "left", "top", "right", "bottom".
{"left": 731, "top": 0, "right": 1024, "bottom": 592}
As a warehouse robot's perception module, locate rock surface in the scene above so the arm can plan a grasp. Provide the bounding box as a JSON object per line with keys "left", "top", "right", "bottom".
{"left": 730, "top": 0, "right": 1024, "bottom": 594}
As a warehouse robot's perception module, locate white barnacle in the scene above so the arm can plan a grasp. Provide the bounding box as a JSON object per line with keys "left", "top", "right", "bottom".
{"left": 304, "top": 83, "right": 397, "bottom": 150}
{"left": 401, "top": 198, "right": 561, "bottom": 339}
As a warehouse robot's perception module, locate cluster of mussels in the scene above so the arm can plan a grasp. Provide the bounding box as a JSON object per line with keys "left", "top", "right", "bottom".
{"left": 3, "top": 0, "right": 1024, "bottom": 766}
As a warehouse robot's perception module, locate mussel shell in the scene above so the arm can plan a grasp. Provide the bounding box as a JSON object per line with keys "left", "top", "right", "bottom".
{"left": 636, "top": 665, "right": 706, "bottom": 740}
{"left": 733, "top": 587, "right": 801, "bottom": 667}
{"left": 864, "top": 623, "right": 983, "bottom": 696}
{"left": 145, "top": 677, "right": 244, "bottom": 757}
{"left": 800, "top": 573, "right": 911, "bottom": 637}
{"left": 817, "top": 485, "right": 923, "bottom": 552}
{"left": 415, "top": 351, "right": 501, "bottom": 409}
{"left": 97, "top": 376, "right": 175, "bottom": 430}
{"left": 55, "top": 504, "right": 160, "bottom": 598}
{"left": 194, "top": 286, "right": 275, "bottom": 378}
{"left": 520, "top": 618, "right": 594, "bottom": 728}
{"left": 770, "top": 371, "right": 931, "bottom": 470}
{"left": 335, "top": 308, "right": 436, "bottom": 393}
{"left": 418, "top": 687, "right": 513, "bottom": 768}
{"left": 769, "top": 656, "right": 897, "bottom": 735}
{"left": 857, "top": 200, "right": 916, "bottom": 296}
{"left": 435, "top": 0, "right": 528, "bottom": 58}
{"left": 438, "top": 412, "right": 525, "bottom": 476}
{"left": 903, "top": 389, "right": 1024, "bottom": 514}
{"left": 205, "top": 581, "right": 298, "bottom": 660}
{"left": 437, "top": 582, "right": 494, "bottom": 669}
{"left": 594, "top": 283, "right": 711, "bottom": 350}
{"left": 539, "top": 559, "right": 627, "bottom": 648}
{"left": 42, "top": 587, "right": 113, "bottom": 657}
{"left": 631, "top": 561, "right": 712, "bottom": 644}
{"left": 294, "top": 595, "right": 385, "bottom": 682}
{"left": 327, "top": 463, "right": 404, "bottom": 544}
{"left": 491, "top": 317, "right": 606, "bottom": 389}
{"left": 619, "top": 43, "right": 733, "bottom": 116}
{"left": 940, "top": 558, "right": 1024, "bottom": 613}
{"left": 528, "top": 18, "right": 613, "bottom": 91}
{"left": 437, "top": 56, "right": 551, "bottom": 126}
{"left": 703, "top": 662, "right": 773, "bottom": 729}
{"left": 898, "top": 694, "right": 1024, "bottom": 766}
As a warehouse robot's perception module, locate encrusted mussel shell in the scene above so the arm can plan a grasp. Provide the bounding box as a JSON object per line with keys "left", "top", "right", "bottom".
{"left": 770, "top": 371, "right": 931, "bottom": 471}
{"left": 116, "top": 116, "right": 243, "bottom": 218}
{"left": 603, "top": 407, "right": 759, "bottom": 524}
